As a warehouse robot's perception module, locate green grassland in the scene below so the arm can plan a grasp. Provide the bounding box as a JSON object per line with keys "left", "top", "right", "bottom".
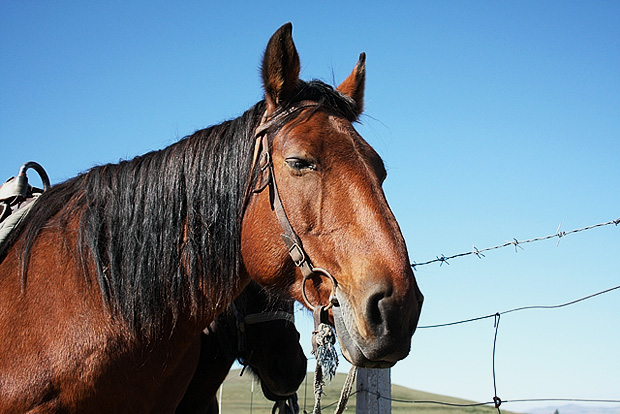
{"left": 217, "top": 369, "right": 520, "bottom": 414}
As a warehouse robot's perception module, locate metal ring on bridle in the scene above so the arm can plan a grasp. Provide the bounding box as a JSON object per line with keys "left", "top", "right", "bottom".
{"left": 301, "top": 267, "right": 338, "bottom": 311}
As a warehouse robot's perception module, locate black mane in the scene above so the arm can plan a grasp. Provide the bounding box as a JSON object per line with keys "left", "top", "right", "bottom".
{"left": 8, "top": 79, "right": 357, "bottom": 338}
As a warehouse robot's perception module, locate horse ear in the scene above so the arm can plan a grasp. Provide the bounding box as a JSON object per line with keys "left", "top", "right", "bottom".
{"left": 261, "top": 23, "right": 301, "bottom": 114}
{"left": 337, "top": 52, "right": 366, "bottom": 117}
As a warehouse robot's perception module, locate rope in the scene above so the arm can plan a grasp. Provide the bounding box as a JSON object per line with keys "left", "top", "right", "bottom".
{"left": 333, "top": 366, "right": 357, "bottom": 414}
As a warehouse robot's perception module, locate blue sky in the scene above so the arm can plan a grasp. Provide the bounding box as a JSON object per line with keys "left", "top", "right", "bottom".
{"left": 2, "top": 2, "right": 619, "bottom": 412}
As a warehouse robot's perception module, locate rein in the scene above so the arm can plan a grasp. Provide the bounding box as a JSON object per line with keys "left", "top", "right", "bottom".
{"left": 251, "top": 106, "right": 357, "bottom": 414}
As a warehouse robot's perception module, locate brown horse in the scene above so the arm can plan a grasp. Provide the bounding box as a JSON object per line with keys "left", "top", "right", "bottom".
{"left": 0, "top": 23, "right": 422, "bottom": 412}
{"left": 175, "top": 282, "right": 306, "bottom": 414}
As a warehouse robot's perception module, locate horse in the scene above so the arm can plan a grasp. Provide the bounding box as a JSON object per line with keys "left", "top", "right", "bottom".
{"left": 0, "top": 22, "right": 423, "bottom": 412}
{"left": 175, "top": 281, "right": 306, "bottom": 414}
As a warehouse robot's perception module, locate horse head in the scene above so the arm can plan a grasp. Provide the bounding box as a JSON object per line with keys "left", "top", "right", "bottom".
{"left": 241, "top": 23, "right": 424, "bottom": 368}
{"left": 231, "top": 282, "right": 306, "bottom": 400}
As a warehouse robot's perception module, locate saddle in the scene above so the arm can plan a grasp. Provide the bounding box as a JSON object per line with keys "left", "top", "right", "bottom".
{"left": 0, "top": 162, "right": 50, "bottom": 256}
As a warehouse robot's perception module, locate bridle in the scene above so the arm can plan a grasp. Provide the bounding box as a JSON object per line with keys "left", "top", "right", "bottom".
{"left": 228, "top": 298, "right": 299, "bottom": 414}
{"left": 250, "top": 104, "right": 358, "bottom": 414}
{"left": 230, "top": 299, "right": 295, "bottom": 367}
{"left": 251, "top": 103, "right": 338, "bottom": 312}
{"left": 250, "top": 101, "right": 357, "bottom": 414}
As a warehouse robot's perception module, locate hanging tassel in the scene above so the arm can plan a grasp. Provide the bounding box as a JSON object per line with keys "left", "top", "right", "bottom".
{"left": 310, "top": 305, "right": 339, "bottom": 414}
{"left": 313, "top": 322, "right": 338, "bottom": 382}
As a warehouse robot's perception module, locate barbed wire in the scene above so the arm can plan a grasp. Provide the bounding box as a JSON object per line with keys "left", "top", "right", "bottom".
{"left": 411, "top": 217, "right": 620, "bottom": 268}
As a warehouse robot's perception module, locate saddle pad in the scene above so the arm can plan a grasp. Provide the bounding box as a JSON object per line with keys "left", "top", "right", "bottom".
{"left": 0, "top": 195, "right": 39, "bottom": 258}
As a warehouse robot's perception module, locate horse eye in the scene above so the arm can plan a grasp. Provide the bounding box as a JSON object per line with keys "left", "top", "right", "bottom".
{"left": 285, "top": 158, "right": 315, "bottom": 171}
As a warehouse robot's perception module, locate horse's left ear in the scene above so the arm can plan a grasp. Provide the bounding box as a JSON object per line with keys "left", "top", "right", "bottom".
{"left": 337, "top": 52, "right": 366, "bottom": 118}
{"left": 262, "top": 23, "right": 301, "bottom": 114}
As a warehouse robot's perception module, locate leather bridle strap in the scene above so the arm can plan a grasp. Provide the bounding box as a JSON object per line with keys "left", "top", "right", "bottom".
{"left": 265, "top": 133, "right": 314, "bottom": 279}
{"left": 252, "top": 106, "right": 322, "bottom": 278}
{"left": 252, "top": 107, "right": 339, "bottom": 310}
{"left": 230, "top": 302, "right": 295, "bottom": 328}
{"left": 244, "top": 310, "right": 294, "bottom": 325}
{"left": 252, "top": 108, "right": 356, "bottom": 413}
{"left": 252, "top": 102, "right": 337, "bottom": 309}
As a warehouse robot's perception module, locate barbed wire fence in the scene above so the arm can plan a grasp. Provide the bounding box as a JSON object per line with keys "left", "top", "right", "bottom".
{"left": 328, "top": 216, "right": 620, "bottom": 412}
{"left": 219, "top": 216, "right": 619, "bottom": 413}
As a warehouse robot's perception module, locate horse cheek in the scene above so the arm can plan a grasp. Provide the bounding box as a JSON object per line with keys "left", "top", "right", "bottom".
{"left": 240, "top": 192, "right": 289, "bottom": 289}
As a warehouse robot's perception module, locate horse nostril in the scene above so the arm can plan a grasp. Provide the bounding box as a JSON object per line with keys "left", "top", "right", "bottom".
{"left": 365, "top": 283, "right": 393, "bottom": 329}
{"left": 367, "top": 291, "right": 384, "bottom": 326}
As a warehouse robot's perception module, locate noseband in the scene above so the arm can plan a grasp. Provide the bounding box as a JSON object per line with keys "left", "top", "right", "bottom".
{"left": 251, "top": 104, "right": 338, "bottom": 311}
{"left": 230, "top": 300, "right": 295, "bottom": 368}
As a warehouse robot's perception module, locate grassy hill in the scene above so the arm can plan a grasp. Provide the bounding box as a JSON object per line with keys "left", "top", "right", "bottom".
{"left": 217, "top": 369, "right": 520, "bottom": 414}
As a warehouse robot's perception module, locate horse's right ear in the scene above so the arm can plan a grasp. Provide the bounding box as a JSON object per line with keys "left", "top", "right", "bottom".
{"left": 261, "top": 23, "right": 301, "bottom": 114}
{"left": 337, "top": 52, "right": 366, "bottom": 118}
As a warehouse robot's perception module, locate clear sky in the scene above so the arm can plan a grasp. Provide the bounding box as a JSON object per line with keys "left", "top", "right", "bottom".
{"left": 2, "top": 2, "right": 619, "bottom": 412}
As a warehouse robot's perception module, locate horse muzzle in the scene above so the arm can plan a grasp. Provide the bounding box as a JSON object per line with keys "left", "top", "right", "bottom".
{"left": 332, "top": 282, "right": 423, "bottom": 368}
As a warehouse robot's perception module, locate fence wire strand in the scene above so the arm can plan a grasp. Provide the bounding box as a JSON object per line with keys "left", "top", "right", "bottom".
{"left": 412, "top": 217, "right": 620, "bottom": 268}
{"left": 351, "top": 390, "right": 620, "bottom": 410}
{"left": 419, "top": 284, "right": 620, "bottom": 329}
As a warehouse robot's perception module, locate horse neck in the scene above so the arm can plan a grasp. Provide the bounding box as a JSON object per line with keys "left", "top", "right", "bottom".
{"left": 45, "top": 103, "right": 263, "bottom": 341}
